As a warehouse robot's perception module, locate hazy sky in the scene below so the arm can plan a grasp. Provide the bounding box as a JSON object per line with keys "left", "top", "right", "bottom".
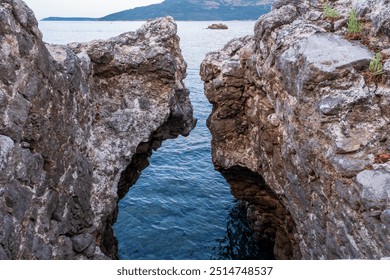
{"left": 23, "top": 0, "right": 164, "bottom": 20}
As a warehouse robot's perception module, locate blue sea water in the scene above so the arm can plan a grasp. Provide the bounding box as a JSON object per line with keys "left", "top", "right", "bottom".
{"left": 39, "top": 21, "right": 270, "bottom": 260}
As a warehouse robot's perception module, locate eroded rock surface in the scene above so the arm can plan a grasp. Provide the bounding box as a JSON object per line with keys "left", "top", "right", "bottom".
{"left": 0, "top": 0, "right": 195, "bottom": 259}
{"left": 201, "top": 0, "right": 390, "bottom": 259}
{"left": 207, "top": 23, "right": 229, "bottom": 30}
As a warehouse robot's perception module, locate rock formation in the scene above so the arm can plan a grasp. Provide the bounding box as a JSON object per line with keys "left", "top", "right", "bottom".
{"left": 0, "top": 0, "right": 195, "bottom": 259}
{"left": 201, "top": 0, "right": 390, "bottom": 259}
{"left": 207, "top": 23, "right": 229, "bottom": 30}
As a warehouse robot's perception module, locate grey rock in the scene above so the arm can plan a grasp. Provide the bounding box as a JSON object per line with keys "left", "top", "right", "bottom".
{"left": 20, "top": 142, "right": 30, "bottom": 148}
{"left": 334, "top": 18, "right": 348, "bottom": 31}
{"left": 83, "top": 241, "right": 96, "bottom": 258}
{"left": 0, "top": 245, "right": 9, "bottom": 260}
{"left": 334, "top": 137, "right": 361, "bottom": 154}
{"left": 382, "top": 48, "right": 390, "bottom": 57}
{"left": 0, "top": 213, "right": 13, "bottom": 246}
{"left": 320, "top": 87, "right": 370, "bottom": 116}
{"left": 384, "top": 60, "right": 390, "bottom": 73}
{"left": 0, "top": 90, "right": 7, "bottom": 109}
{"left": 380, "top": 209, "right": 390, "bottom": 224}
{"left": 15, "top": 149, "right": 44, "bottom": 186}
{"left": 32, "top": 236, "right": 52, "bottom": 260}
{"left": 279, "top": 33, "right": 372, "bottom": 96}
{"left": 334, "top": 180, "right": 360, "bottom": 207}
{"left": 71, "top": 233, "right": 94, "bottom": 253}
{"left": 356, "top": 170, "right": 390, "bottom": 209}
{"left": 306, "top": 11, "right": 322, "bottom": 21}
{"left": 354, "top": 0, "right": 371, "bottom": 17}
{"left": 370, "top": 1, "right": 390, "bottom": 36}
{"left": 255, "top": 4, "right": 299, "bottom": 40}
{"left": 273, "top": 0, "right": 299, "bottom": 10}
{"left": 53, "top": 235, "right": 74, "bottom": 260}
{"left": 46, "top": 190, "right": 59, "bottom": 219}
{"left": 0, "top": 136, "right": 14, "bottom": 170}
{"left": 318, "top": 96, "right": 347, "bottom": 115}
{"left": 4, "top": 180, "right": 33, "bottom": 221}
{"left": 331, "top": 155, "right": 368, "bottom": 176}
{"left": 6, "top": 95, "right": 31, "bottom": 141}
{"left": 74, "top": 254, "right": 89, "bottom": 260}
{"left": 349, "top": 0, "right": 390, "bottom": 36}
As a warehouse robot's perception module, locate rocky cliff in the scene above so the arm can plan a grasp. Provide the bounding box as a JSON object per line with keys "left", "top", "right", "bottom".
{"left": 0, "top": 0, "right": 195, "bottom": 259}
{"left": 201, "top": 0, "right": 390, "bottom": 259}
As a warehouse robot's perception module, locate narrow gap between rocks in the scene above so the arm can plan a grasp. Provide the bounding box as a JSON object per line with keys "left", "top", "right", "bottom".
{"left": 220, "top": 166, "right": 300, "bottom": 259}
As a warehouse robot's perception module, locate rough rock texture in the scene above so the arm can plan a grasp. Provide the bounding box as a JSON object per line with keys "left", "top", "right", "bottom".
{"left": 0, "top": 0, "right": 195, "bottom": 259}
{"left": 207, "top": 23, "right": 229, "bottom": 30}
{"left": 201, "top": 0, "right": 390, "bottom": 259}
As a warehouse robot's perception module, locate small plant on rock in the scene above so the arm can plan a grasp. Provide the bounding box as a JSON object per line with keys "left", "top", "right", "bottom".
{"left": 323, "top": 5, "right": 340, "bottom": 21}
{"left": 346, "top": 10, "right": 362, "bottom": 39}
{"left": 368, "top": 53, "right": 383, "bottom": 76}
{"left": 365, "top": 52, "right": 385, "bottom": 84}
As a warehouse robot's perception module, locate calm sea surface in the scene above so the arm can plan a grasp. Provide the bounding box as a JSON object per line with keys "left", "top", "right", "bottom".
{"left": 39, "top": 21, "right": 271, "bottom": 260}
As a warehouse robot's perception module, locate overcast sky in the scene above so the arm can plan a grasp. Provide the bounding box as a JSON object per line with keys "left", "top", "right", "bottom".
{"left": 23, "top": 0, "right": 164, "bottom": 20}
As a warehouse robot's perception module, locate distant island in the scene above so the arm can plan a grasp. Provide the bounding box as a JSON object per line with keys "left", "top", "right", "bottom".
{"left": 42, "top": 0, "right": 272, "bottom": 21}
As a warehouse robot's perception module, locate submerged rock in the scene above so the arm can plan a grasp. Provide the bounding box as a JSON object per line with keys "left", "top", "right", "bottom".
{"left": 201, "top": 0, "right": 390, "bottom": 259}
{"left": 0, "top": 0, "right": 195, "bottom": 259}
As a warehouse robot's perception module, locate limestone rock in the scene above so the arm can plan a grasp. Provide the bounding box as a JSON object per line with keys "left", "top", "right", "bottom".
{"left": 71, "top": 233, "right": 94, "bottom": 253}
{"left": 0, "top": 1, "right": 195, "bottom": 259}
{"left": 356, "top": 170, "right": 390, "bottom": 209}
{"left": 201, "top": 0, "right": 390, "bottom": 259}
{"left": 279, "top": 32, "right": 372, "bottom": 96}
{"left": 381, "top": 209, "right": 390, "bottom": 224}
{"left": 355, "top": 0, "right": 390, "bottom": 36}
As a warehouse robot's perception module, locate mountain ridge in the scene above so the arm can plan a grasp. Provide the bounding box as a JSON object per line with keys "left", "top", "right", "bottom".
{"left": 43, "top": 0, "right": 272, "bottom": 21}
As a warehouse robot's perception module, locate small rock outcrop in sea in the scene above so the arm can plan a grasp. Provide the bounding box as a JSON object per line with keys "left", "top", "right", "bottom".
{"left": 201, "top": 0, "right": 390, "bottom": 259}
{"left": 0, "top": 0, "right": 195, "bottom": 259}
{"left": 207, "top": 23, "right": 229, "bottom": 30}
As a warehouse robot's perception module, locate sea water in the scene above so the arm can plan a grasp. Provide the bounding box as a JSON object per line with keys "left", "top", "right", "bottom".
{"left": 39, "top": 21, "right": 272, "bottom": 260}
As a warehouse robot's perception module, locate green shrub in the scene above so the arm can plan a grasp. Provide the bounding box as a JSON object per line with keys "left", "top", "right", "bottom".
{"left": 368, "top": 53, "right": 383, "bottom": 76}
{"left": 347, "top": 10, "right": 362, "bottom": 35}
{"left": 323, "top": 5, "right": 340, "bottom": 19}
